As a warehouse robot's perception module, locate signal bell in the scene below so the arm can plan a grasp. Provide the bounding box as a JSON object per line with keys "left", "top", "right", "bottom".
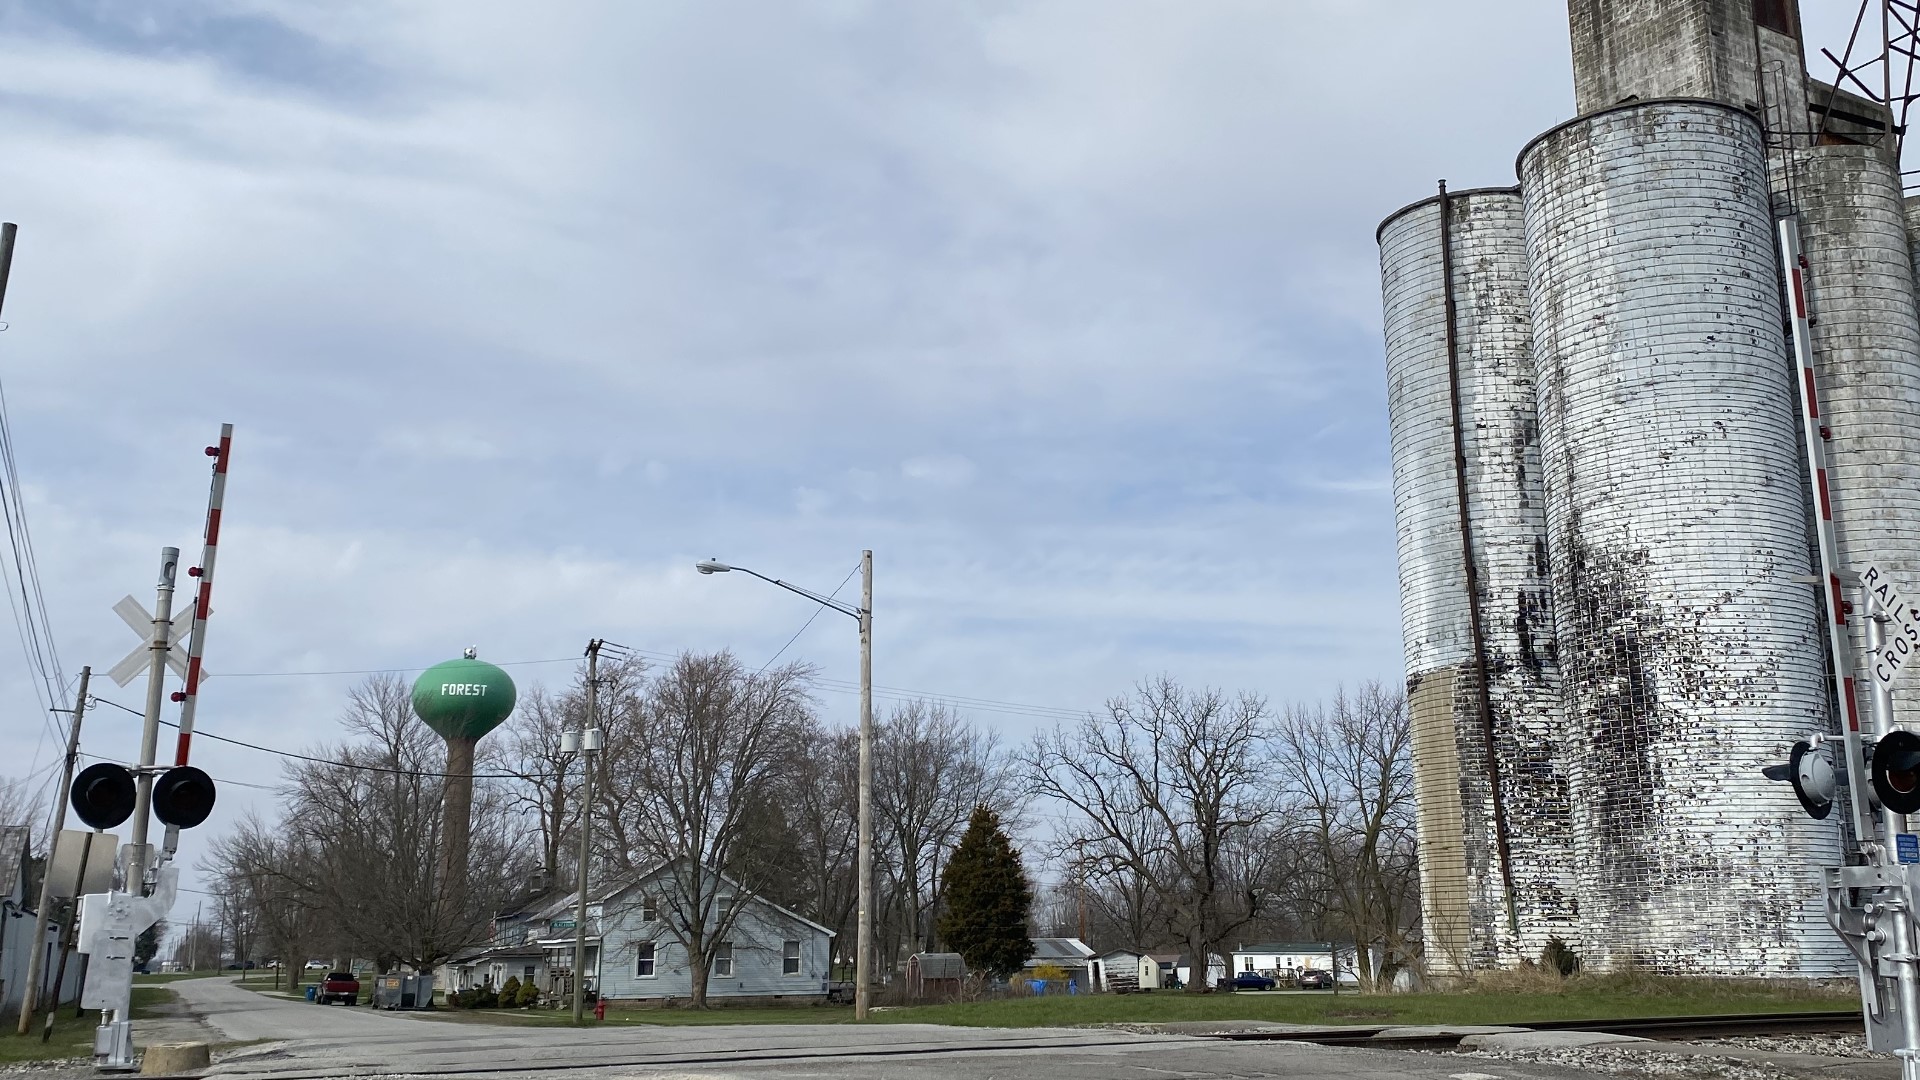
{"left": 1873, "top": 730, "right": 1920, "bottom": 815}
{"left": 1763, "top": 739, "right": 1835, "bottom": 820}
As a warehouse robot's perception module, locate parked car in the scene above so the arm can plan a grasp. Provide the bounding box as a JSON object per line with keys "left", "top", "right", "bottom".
{"left": 1230, "top": 973, "right": 1277, "bottom": 991}
{"left": 1296, "top": 969, "right": 1334, "bottom": 990}
{"left": 305, "top": 960, "right": 328, "bottom": 970}
{"left": 317, "top": 971, "right": 361, "bottom": 1006}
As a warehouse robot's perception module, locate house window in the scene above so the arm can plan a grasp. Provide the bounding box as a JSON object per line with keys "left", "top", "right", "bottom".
{"left": 523, "top": 965, "right": 535, "bottom": 980}
{"left": 718, "top": 894, "right": 735, "bottom": 920}
{"left": 783, "top": 940, "right": 801, "bottom": 976}
{"left": 641, "top": 896, "right": 656, "bottom": 923}
{"left": 1243, "top": 956, "right": 1254, "bottom": 972}
{"left": 635, "top": 941, "right": 656, "bottom": 978}
{"left": 714, "top": 943, "right": 734, "bottom": 978}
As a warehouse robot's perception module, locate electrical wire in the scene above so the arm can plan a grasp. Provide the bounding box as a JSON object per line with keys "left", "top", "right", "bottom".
{"left": 757, "top": 562, "right": 861, "bottom": 675}
{"left": 88, "top": 695, "right": 561, "bottom": 782}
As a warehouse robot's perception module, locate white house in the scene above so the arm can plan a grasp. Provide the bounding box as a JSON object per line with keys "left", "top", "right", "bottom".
{"left": 0, "top": 826, "right": 77, "bottom": 1013}
{"left": 1231, "top": 941, "right": 1366, "bottom": 985}
{"left": 590, "top": 859, "right": 836, "bottom": 1004}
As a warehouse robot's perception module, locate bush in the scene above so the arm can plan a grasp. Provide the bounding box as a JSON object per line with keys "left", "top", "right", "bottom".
{"left": 1541, "top": 937, "right": 1580, "bottom": 978}
{"left": 476, "top": 988, "right": 499, "bottom": 1008}
{"left": 514, "top": 981, "right": 539, "bottom": 1008}
{"left": 1030, "top": 962, "right": 1067, "bottom": 983}
{"left": 499, "top": 976, "right": 521, "bottom": 1006}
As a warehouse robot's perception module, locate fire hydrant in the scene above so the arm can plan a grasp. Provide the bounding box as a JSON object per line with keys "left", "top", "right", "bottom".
{"left": 593, "top": 997, "right": 607, "bottom": 1022}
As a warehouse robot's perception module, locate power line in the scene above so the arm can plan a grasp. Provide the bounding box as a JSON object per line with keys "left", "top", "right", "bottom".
{"left": 757, "top": 562, "right": 861, "bottom": 675}
{"left": 88, "top": 694, "right": 560, "bottom": 782}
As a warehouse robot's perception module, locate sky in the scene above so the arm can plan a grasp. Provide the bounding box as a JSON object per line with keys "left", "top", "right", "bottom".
{"left": 0, "top": 1, "right": 1876, "bottom": 907}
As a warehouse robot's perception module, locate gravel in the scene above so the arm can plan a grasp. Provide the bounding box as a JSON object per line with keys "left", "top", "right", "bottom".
{"left": 1693, "top": 1033, "right": 1889, "bottom": 1059}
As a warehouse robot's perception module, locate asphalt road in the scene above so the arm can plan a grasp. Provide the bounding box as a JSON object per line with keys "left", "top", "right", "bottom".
{"left": 169, "top": 976, "right": 1592, "bottom": 1080}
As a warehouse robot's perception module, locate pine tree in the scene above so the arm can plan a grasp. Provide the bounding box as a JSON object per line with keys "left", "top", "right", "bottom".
{"left": 937, "top": 805, "right": 1032, "bottom": 978}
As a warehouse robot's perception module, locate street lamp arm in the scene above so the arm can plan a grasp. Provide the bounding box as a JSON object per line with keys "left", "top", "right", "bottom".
{"left": 734, "top": 566, "right": 864, "bottom": 621}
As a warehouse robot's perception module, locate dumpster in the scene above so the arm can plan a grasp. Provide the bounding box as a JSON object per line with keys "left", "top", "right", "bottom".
{"left": 374, "top": 974, "right": 433, "bottom": 1010}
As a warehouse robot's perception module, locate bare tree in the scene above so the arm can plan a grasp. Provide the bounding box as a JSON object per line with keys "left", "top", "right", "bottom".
{"left": 871, "top": 701, "right": 1015, "bottom": 958}
{"left": 1026, "top": 676, "right": 1278, "bottom": 990}
{"left": 770, "top": 717, "right": 860, "bottom": 955}
{"left": 204, "top": 812, "right": 325, "bottom": 993}
{"left": 504, "top": 684, "right": 582, "bottom": 881}
{"left": 1272, "top": 682, "right": 1418, "bottom": 988}
{"left": 596, "top": 651, "right": 812, "bottom": 1007}
{"left": 278, "top": 675, "right": 535, "bottom": 973}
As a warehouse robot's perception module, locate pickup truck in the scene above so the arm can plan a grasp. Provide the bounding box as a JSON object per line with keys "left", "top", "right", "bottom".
{"left": 317, "top": 971, "right": 360, "bottom": 1006}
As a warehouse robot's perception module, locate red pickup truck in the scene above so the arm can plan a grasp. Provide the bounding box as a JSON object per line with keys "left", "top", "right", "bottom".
{"left": 317, "top": 971, "right": 360, "bottom": 1006}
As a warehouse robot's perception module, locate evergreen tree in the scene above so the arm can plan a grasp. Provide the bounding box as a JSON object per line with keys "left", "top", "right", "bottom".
{"left": 135, "top": 919, "right": 167, "bottom": 970}
{"left": 936, "top": 805, "right": 1032, "bottom": 978}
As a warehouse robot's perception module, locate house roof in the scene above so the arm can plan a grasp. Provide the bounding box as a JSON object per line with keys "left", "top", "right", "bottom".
{"left": 1098, "top": 949, "right": 1144, "bottom": 962}
{"left": 1029, "top": 937, "right": 1095, "bottom": 961}
{"left": 599, "top": 857, "right": 837, "bottom": 939}
{"left": 0, "top": 826, "right": 29, "bottom": 899}
{"left": 1144, "top": 952, "right": 1181, "bottom": 964}
{"left": 1234, "top": 941, "right": 1335, "bottom": 954}
{"left": 909, "top": 952, "right": 967, "bottom": 979}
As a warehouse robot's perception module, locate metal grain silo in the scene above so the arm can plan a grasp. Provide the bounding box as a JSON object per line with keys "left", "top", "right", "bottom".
{"left": 1379, "top": 187, "right": 1574, "bottom": 974}
{"left": 1519, "top": 99, "right": 1844, "bottom": 975}
{"left": 1793, "top": 144, "right": 1920, "bottom": 734}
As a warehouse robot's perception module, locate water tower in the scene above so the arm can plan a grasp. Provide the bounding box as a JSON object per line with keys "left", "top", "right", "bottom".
{"left": 411, "top": 649, "right": 516, "bottom": 892}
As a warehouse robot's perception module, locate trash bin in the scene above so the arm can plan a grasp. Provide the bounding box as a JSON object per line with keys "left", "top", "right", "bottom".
{"left": 305, "top": 985, "right": 317, "bottom": 1003}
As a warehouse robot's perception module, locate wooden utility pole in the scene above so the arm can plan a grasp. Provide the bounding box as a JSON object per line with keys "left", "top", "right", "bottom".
{"left": 17, "top": 666, "right": 89, "bottom": 1034}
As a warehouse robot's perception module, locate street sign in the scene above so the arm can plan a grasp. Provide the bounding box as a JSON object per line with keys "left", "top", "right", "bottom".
{"left": 106, "top": 594, "right": 198, "bottom": 688}
{"left": 552, "top": 919, "right": 575, "bottom": 930}
{"left": 1861, "top": 565, "right": 1920, "bottom": 688}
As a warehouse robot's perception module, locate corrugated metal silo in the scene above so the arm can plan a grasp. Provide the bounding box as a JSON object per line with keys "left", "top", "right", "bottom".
{"left": 1793, "top": 144, "right": 1920, "bottom": 732}
{"left": 1519, "top": 99, "right": 1844, "bottom": 974}
{"left": 1379, "top": 187, "right": 1574, "bottom": 973}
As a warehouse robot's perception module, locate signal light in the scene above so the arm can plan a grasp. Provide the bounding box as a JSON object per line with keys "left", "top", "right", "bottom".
{"left": 1763, "top": 739, "right": 1836, "bottom": 820}
{"left": 69, "top": 763, "right": 136, "bottom": 830}
{"left": 1873, "top": 730, "right": 1920, "bottom": 815}
{"left": 152, "top": 766, "right": 217, "bottom": 829}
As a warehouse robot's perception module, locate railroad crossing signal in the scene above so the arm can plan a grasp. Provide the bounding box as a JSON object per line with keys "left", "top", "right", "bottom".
{"left": 1763, "top": 739, "right": 1836, "bottom": 820}
{"left": 105, "top": 594, "right": 198, "bottom": 688}
{"left": 69, "top": 762, "right": 217, "bottom": 832}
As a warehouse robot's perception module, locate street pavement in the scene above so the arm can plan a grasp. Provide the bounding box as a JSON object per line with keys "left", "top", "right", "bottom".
{"left": 169, "top": 976, "right": 1598, "bottom": 1079}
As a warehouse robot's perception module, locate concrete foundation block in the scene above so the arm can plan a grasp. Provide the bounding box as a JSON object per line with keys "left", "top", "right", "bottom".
{"left": 140, "top": 1041, "right": 211, "bottom": 1075}
{"left": 1459, "top": 1031, "right": 1654, "bottom": 1050}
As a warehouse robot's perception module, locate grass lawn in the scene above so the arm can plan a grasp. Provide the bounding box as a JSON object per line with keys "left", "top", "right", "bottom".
{"left": 0, "top": 986, "right": 175, "bottom": 1064}
{"left": 132, "top": 971, "right": 223, "bottom": 985}
{"left": 868, "top": 977, "right": 1860, "bottom": 1029}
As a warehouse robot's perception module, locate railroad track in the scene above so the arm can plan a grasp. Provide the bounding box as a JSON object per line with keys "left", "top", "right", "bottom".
{"left": 1201, "top": 1010, "right": 1867, "bottom": 1051}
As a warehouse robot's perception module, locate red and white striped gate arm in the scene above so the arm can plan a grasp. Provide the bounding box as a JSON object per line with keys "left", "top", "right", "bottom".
{"left": 171, "top": 422, "right": 231, "bottom": 767}
{"left": 1778, "top": 218, "right": 1876, "bottom": 846}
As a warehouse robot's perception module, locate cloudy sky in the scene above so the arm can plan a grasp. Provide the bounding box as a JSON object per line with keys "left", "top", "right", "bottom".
{"left": 0, "top": 1, "right": 1873, "bottom": 896}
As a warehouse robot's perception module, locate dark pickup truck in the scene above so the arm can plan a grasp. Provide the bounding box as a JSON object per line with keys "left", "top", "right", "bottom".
{"left": 317, "top": 971, "right": 360, "bottom": 1006}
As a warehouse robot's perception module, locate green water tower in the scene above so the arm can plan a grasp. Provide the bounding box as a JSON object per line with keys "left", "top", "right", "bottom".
{"left": 412, "top": 648, "right": 516, "bottom": 893}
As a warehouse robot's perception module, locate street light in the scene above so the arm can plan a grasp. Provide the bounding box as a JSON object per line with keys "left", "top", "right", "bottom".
{"left": 697, "top": 551, "right": 873, "bottom": 1020}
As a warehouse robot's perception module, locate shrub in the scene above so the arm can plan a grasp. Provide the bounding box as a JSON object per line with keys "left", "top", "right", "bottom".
{"left": 514, "top": 981, "right": 539, "bottom": 1008}
{"left": 499, "top": 976, "right": 521, "bottom": 1006}
{"left": 476, "top": 988, "right": 499, "bottom": 1009}
{"left": 1030, "top": 963, "right": 1067, "bottom": 986}
{"left": 1541, "top": 937, "right": 1580, "bottom": 978}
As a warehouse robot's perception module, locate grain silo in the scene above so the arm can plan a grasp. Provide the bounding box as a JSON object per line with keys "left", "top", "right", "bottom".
{"left": 1519, "top": 99, "right": 1843, "bottom": 974}
{"left": 1789, "top": 140, "right": 1920, "bottom": 736}
{"left": 1378, "top": 187, "right": 1574, "bottom": 974}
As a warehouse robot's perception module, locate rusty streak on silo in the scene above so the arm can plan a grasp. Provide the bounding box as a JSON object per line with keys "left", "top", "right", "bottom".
{"left": 1519, "top": 99, "right": 1843, "bottom": 974}
{"left": 1379, "top": 187, "right": 1574, "bottom": 973}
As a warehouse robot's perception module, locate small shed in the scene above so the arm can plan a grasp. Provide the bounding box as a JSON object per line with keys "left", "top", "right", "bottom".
{"left": 1094, "top": 950, "right": 1143, "bottom": 992}
{"left": 1138, "top": 952, "right": 1181, "bottom": 989}
{"left": 903, "top": 952, "right": 966, "bottom": 1001}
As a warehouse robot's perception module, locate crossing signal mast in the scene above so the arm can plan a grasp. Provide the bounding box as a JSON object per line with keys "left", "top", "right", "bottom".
{"left": 67, "top": 426, "right": 232, "bottom": 1072}
{"left": 1768, "top": 211, "right": 1920, "bottom": 1073}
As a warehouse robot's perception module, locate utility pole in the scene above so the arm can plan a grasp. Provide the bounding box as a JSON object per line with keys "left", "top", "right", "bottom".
{"left": 570, "top": 639, "right": 602, "bottom": 1024}
{"left": 127, "top": 549, "right": 179, "bottom": 887}
{"left": 855, "top": 549, "right": 873, "bottom": 1020}
{"left": 17, "top": 666, "right": 89, "bottom": 1034}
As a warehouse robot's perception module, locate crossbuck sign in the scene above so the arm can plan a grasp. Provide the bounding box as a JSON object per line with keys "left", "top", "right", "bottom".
{"left": 106, "top": 595, "right": 200, "bottom": 688}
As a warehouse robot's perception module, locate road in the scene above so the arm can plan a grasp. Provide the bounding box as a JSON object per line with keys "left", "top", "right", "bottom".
{"left": 169, "top": 977, "right": 1590, "bottom": 1080}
